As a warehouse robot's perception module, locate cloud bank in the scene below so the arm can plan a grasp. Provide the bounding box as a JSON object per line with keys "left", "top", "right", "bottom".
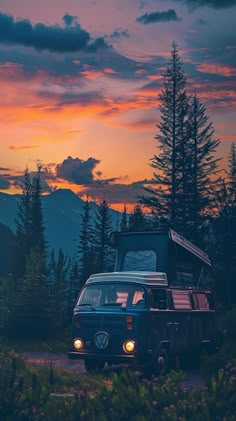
{"left": 56, "top": 156, "right": 101, "bottom": 185}
{"left": 174, "top": 0, "right": 236, "bottom": 9}
{"left": 136, "top": 9, "right": 181, "bottom": 24}
{"left": 0, "top": 12, "right": 108, "bottom": 53}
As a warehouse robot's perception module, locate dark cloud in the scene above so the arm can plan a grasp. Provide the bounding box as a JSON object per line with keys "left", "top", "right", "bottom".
{"left": 62, "top": 13, "right": 77, "bottom": 27}
{"left": 175, "top": 0, "right": 236, "bottom": 8}
{"left": 109, "top": 29, "right": 130, "bottom": 39}
{"left": 0, "top": 31, "right": 164, "bottom": 82}
{"left": 82, "top": 178, "right": 154, "bottom": 204}
{"left": 0, "top": 175, "right": 10, "bottom": 189}
{"left": 136, "top": 9, "right": 181, "bottom": 24}
{"left": 0, "top": 12, "right": 92, "bottom": 53}
{"left": 56, "top": 156, "right": 101, "bottom": 185}
{"left": 85, "top": 37, "right": 108, "bottom": 52}
{"left": 0, "top": 167, "right": 10, "bottom": 171}
{"left": 38, "top": 89, "right": 108, "bottom": 109}
{"left": 2, "top": 166, "right": 55, "bottom": 193}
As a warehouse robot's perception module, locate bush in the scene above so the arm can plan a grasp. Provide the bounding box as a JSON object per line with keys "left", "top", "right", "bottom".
{"left": 218, "top": 305, "right": 236, "bottom": 341}
{"left": 201, "top": 344, "right": 236, "bottom": 382}
{"left": 0, "top": 345, "right": 236, "bottom": 420}
{"left": 0, "top": 345, "right": 50, "bottom": 419}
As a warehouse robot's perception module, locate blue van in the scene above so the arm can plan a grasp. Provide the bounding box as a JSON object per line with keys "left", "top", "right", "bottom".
{"left": 68, "top": 229, "right": 221, "bottom": 374}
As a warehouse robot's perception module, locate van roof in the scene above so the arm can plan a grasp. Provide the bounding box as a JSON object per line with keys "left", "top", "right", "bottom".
{"left": 86, "top": 271, "right": 168, "bottom": 286}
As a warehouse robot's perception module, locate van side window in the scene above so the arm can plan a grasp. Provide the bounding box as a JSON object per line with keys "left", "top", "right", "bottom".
{"left": 176, "top": 260, "right": 194, "bottom": 286}
{"left": 172, "top": 291, "right": 192, "bottom": 310}
{"left": 192, "top": 293, "right": 210, "bottom": 310}
{"left": 150, "top": 289, "right": 168, "bottom": 309}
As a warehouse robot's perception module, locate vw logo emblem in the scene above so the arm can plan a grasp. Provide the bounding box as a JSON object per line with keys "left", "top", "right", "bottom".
{"left": 95, "top": 332, "right": 109, "bottom": 349}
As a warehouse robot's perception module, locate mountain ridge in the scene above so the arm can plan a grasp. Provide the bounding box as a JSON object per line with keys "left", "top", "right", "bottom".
{"left": 0, "top": 189, "right": 121, "bottom": 258}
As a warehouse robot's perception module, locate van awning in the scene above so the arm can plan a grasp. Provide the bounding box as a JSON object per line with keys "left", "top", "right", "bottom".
{"left": 169, "top": 229, "right": 211, "bottom": 267}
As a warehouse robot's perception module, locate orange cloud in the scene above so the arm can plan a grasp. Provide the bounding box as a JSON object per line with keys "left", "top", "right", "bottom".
{"left": 104, "top": 68, "right": 117, "bottom": 74}
{"left": 220, "top": 134, "right": 236, "bottom": 141}
{"left": 147, "top": 75, "right": 163, "bottom": 80}
{"left": 8, "top": 145, "right": 39, "bottom": 150}
{"left": 80, "top": 70, "right": 104, "bottom": 79}
{"left": 135, "top": 69, "right": 147, "bottom": 75}
{"left": 197, "top": 63, "right": 236, "bottom": 77}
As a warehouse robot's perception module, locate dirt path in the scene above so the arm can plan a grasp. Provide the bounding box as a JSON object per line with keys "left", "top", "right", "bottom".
{"left": 22, "top": 352, "right": 86, "bottom": 373}
{"left": 22, "top": 352, "right": 206, "bottom": 390}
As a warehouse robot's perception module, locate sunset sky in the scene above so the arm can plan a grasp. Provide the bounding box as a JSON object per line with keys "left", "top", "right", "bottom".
{"left": 0, "top": 0, "right": 235, "bottom": 211}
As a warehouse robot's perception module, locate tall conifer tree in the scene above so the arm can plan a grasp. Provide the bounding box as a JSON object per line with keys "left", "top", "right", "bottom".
{"left": 120, "top": 204, "right": 128, "bottom": 232}
{"left": 186, "top": 94, "right": 220, "bottom": 238}
{"left": 140, "top": 43, "right": 220, "bottom": 241}
{"left": 78, "top": 196, "right": 94, "bottom": 285}
{"left": 93, "top": 199, "right": 114, "bottom": 273}
{"left": 128, "top": 204, "right": 146, "bottom": 232}
{"left": 140, "top": 42, "right": 187, "bottom": 228}
{"left": 14, "top": 168, "right": 32, "bottom": 276}
{"left": 31, "top": 164, "right": 46, "bottom": 261}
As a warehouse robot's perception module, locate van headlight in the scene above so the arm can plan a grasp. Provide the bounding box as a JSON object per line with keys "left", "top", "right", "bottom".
{"left": 123, "top": 340, "right": 136, "bottom": 353}
{"left": 73, "top": 338, "right": 84, "bottom": 350}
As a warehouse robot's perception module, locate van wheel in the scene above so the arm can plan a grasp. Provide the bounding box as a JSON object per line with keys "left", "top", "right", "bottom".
{"left": 84, "top": 360, "right": 105, "bottom": 373}
{"left": 156, "top": 348, "right": 168, "bottom": 376}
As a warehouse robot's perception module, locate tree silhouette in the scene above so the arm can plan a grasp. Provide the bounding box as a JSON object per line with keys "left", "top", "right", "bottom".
{"left": 140, "top": 43, "right": 220, "bottom": 241}
{"left": 213, "top": 143, "right": 236, "bottom": 305}
{"left": 78, "top": 196, "right": 94, "bottom": 285}
{"left": 93, "top": 199, "right": 115, "bottom": 273}
{"left": 120, "top": 204, "right": 128, "bottom": 232}
{"left": 140, "top": 42, "right": 187, "bottom": 228}
{"left": 14, "top": 168, "right": 32, "bottom": 276}
{"left": 186, "top": 94, "right": 220, "bottom": 239}
{"left": 128, "top": 204, "right": 147, "bottom": 232}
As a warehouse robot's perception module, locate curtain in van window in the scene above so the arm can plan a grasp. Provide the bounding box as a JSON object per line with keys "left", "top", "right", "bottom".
{"left": 122, "top": 250, "right": 157, "bottom": 271}
{"left": 172, "top": 291, "right": 192, "bottom": 309}
{"left": 195, "top": 293, "right": 210, "bottom": 309}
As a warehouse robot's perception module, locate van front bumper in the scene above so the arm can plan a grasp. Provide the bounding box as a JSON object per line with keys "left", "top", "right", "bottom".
{"left": 68, "top": 351, "right": 136, "bottom": 365}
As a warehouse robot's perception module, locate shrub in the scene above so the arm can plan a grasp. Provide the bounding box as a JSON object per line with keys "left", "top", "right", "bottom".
{"left": 1, "top": 345, "right": 236, "bottom": 420}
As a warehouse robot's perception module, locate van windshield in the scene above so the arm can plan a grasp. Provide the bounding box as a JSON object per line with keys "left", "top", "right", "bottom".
{"left": 76, "top": 283, "right": 146, "bottom": 308}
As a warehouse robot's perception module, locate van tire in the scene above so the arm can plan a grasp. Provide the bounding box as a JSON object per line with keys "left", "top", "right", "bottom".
{"left": 156, "top": 348, "right": 169, "bottom": 376}
{"left": 84, "top": 359, "right": 105, "bottom": 373}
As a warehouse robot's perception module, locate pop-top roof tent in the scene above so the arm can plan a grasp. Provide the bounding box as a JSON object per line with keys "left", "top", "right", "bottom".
{"left": 110, "top": 229, "right": 211, "bottom": 288}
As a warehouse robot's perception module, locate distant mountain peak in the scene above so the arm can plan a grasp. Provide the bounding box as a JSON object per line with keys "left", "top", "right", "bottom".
{"left": 50, "top": 188, "right": 79, "bottom": 197}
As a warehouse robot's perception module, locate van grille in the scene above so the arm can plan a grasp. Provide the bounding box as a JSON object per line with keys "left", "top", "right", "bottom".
{"left": 79, "top": 314, "right": 125, "bottom": 329}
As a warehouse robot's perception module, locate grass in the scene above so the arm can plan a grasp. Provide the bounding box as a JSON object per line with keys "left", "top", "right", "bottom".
{"left": 0, "top": 327, "right": 71, "bottom": 353}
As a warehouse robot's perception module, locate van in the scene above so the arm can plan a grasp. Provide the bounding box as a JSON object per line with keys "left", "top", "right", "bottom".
{"left": 68, "top": 229, "right": 221, "bottom": 374}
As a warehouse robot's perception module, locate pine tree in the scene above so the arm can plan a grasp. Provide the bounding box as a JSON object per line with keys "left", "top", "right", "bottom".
{"left": 14, "top": 168, "right": 32, "bottom": 276}
{"left": 31, "top": 164, "right": 46, "bottom": 262}
{"left": 186, "top": 94, "right": 220, "bottom": 238}
{"left": 8, "top": 165, "right": 50, "bottom": 337}
{"left": 140, "top": 42, "right": 187, "bottom": 228}
{"left": 68, "top": 258, "right": 80, "bottom": 316}
{"left": 48, "top": 248, "right": 70, "bottom": 327}
{"left": 211, "top": 142, "right": 236, "bottom": 305}
{"left": 78, "top": 196, "right": 94, "bottom": 285}
{"left": 229, "top": 142, "right": 236, "bottom": 197}
{"left": 7, "top": 248, "right": 52, "bottom": 338}
{"left": 93, "top": 199, "right": 115, "bottom": 273}
{"left": 128, "top": 204, "right": 147, "bottom": 232}
{"left": 140, "top": 43, "right": 220, "bottom": 241}
{"left": 120, "top": 204, "right": 128, "bottom": 232}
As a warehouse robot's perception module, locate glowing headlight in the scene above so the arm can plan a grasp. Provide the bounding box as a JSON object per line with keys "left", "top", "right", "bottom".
{"left": 123, "top": 340, "right": 136, "bottom": 353}
{"left": 73, "top": 338, "right": 84, "bottom": 350}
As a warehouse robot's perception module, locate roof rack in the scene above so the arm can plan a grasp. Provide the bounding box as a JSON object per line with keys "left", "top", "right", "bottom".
{"left": 86, "top": 271, "right": 168, "bottom": 286}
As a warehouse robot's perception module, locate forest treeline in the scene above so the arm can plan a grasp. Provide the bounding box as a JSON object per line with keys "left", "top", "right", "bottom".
{"left": 0, "top": 42, "right": 235, "bottom": 339}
